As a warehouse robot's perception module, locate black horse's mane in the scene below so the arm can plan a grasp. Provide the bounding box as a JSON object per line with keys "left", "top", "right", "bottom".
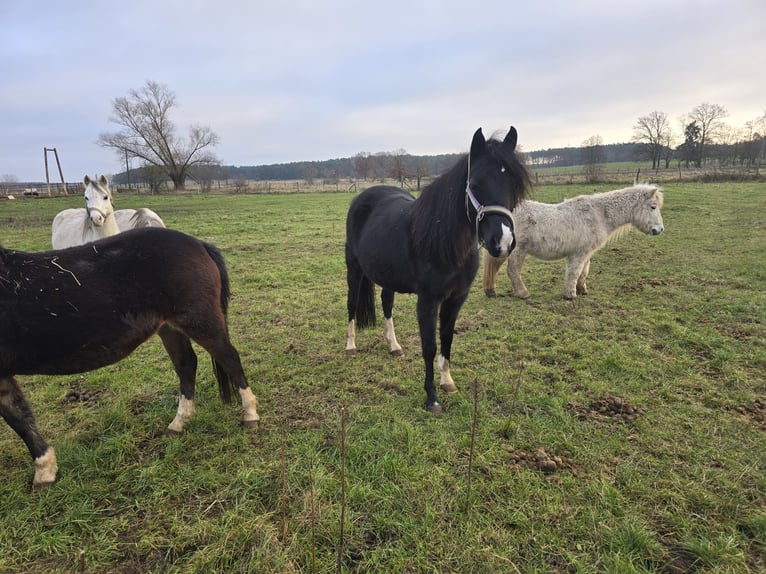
{"left": 410, "top": 136, "right": 530, "bottom": 267}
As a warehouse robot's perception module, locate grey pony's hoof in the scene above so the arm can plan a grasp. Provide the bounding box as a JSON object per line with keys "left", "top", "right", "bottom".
{"left": 242, "top": 419, "right": 259, "bottom": 430}
{"left": 163, "top": 428, "right": 181, "bottom": 438}
{"left": 390, "top": 349, "right": 404, "bottom": 357}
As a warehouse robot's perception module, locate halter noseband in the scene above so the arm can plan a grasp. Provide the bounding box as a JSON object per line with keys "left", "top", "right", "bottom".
{"left": 464, "top": 154, "right": 514, "bottom": 246}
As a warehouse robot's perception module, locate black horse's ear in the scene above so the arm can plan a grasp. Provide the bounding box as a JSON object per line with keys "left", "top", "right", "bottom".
{"left": 504, "top": 126, "right": 518, "bottom": 150}
{"left": 470, "top": 127, "right": 486, "bottom": 157}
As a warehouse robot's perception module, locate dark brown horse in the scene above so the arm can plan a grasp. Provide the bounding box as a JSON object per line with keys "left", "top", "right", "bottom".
{"left": 0, "top": 227, "right": 259, "bottom": 488}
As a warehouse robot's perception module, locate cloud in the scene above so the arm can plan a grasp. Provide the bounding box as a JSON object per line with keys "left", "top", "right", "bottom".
{"left": 1, "top": 0, "right": 764, "bottom": 180}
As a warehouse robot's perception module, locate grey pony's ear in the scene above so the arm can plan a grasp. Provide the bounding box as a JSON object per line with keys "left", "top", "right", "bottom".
{"left": 470, "top": 127, "right": 487, "bottom": 157}
{"left": 99, "top": 175, "right": 108, "bottom": 186}
{"left": 83, "top": 175, "right": 91, "bottom": 185}
{"left": 504, "top": 126, "right": 518, "bottom": 150}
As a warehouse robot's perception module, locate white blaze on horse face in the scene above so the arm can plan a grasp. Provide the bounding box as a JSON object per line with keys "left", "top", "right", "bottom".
{"left": 498, "top": 221, "right": 515, "bottom": 256}
{"left": 167, "top": 394, "right": 196, "bottom": 433}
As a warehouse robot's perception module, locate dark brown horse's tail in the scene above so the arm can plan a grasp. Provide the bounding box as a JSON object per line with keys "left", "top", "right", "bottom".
{"left": 203, "top": 241, "right": 239, "bottom": 404}
{"left": 355, "top": 274, "right": 376, "bottom": 329}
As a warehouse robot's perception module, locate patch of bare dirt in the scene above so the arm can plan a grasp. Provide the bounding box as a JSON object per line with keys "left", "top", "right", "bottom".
{"left": 730, "top": 398, "right": 766, "bottom": 429}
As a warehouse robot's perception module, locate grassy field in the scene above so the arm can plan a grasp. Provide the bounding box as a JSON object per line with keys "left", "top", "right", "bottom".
{"left": 1, "top": 182, "right": 764, "bottom": 573}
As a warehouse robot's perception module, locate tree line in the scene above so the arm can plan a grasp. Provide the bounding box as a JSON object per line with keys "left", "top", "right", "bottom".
{"left": 101, "top": 81, "right": 764, "bottom": 190}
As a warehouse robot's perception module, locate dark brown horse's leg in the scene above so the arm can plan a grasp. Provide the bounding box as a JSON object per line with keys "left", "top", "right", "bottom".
{"left": 189, "top": 330, "right": 259, "bottom": 429}
{"left": 158, "top": 325, "right": 199, "bottom": 436}
{"left": 0, "top": 376, "right": 58, "bottom": 488}
{"left": 416, "top": 297, "right": 441, "bottom": 415}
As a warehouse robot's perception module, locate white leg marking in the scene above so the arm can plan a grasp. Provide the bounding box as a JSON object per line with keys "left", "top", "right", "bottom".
{"left": 499, "top": 222, "right": 515, "bottom": 257}
{"left": 239, "top": 386, "right": 260, "bottom": 427}
{"left": 33, "top": 447, "right": 58, "bottom": 487}
{"left": 345, "top": 320, "right": 356, "bottom": 354}
{"left": 384, "top": 317, "right": 403, "bottom": 355}
{"left": 167, "top": 394, "right": 196, "bottom": 433}
{"left": 438, "top": 355, "right": 458, "bottom": 393}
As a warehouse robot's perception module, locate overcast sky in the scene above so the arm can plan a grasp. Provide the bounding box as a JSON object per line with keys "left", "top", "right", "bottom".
{"left": 2, "top": 0, "right": 764, "bottom": 182}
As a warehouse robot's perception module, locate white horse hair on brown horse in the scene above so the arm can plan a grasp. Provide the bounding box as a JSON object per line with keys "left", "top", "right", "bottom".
{"left": 483, "top": 184, "right": 664, "bottom": 299}
{"left": 51, "top": 175, "right": 165, "bottom": 249}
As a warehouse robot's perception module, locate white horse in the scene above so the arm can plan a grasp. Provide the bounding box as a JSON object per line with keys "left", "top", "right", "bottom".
{"left": 483, "top": 184, "right": 665, "bottom": 299}
{"left": 51, "top": 175, "right": 165, "bottom": 249}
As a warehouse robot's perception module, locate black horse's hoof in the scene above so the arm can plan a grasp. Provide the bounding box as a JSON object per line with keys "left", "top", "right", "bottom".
{"left": 426, "top": 402, "right": 443, "bottom": 416}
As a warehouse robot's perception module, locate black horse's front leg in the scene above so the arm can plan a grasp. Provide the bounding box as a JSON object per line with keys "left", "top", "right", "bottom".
{"left": 0, "top": 376, "right": 58, "bottom": 489}
{"left": 437, "top": 291, "right": 470, "bottom": 394}
{"left": 416, "top": 296, "right": 441, "bottom": 414}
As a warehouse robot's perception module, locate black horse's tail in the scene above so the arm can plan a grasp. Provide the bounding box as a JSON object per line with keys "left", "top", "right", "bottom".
{"left": 203, "top": 241, "right": 238, "bottom": 404}
{"left": 355, "top": 274, "right": 377, "bottom": 329}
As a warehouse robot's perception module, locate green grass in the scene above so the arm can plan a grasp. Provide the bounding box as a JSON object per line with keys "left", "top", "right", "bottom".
{"left": 1, "top": 182, "right": 764, "bottom": 573}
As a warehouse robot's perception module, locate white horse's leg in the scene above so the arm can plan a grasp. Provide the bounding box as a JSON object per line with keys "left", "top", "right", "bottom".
{"left": 33, "top": 447, "right": 58, "bottom": 489}
{"left": 576, "top": 258, "right": 591, "bottom": 295}
{"left": 564, "top": 256, "right": 589, "bottom": 299}
{"left": 507, "top": 250, "right": 530, "bottom": 298}
{"left": 482, "top": 251, "right": 506, "bottom": 297}
{"left": 239, "top": 387, "right": 259, "bottom": 429}
{"left": 165, "top": 394, "right": 196, "bottom": 435}
{"left": 345, "top": 320, "right": 356, "bottom": 355}
{"left": 384, "top": 317, "right": 403, "bottom": 356}
{"left": 438, "top": 355, "right": 458, "bottom": 393}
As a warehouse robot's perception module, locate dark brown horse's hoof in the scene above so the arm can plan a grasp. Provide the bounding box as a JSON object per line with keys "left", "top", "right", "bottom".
{"left": 242, "top": 419, "right": 259, "bottom": 430}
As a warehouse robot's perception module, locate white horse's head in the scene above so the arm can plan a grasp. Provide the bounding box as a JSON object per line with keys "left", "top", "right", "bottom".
{"left": 635, "top": 185, "right": 664, "bottom": 236}
{"left": 83, "top": 175, "right": 114, "bottom": 227}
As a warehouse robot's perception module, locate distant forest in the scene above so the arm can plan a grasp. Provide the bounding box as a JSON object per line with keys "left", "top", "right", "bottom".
{"left": 110, "top": 138, "right": 763, "bottom": 188}
{"left": 114, "top": 143, "right": 645, "bottom": 186}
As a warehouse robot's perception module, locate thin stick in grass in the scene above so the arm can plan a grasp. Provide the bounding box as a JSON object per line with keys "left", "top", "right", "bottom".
{"left": 465, "top": 379, "right": 480, "bottom": 514}
{"left": 337, "top": 405, "right": 347, "bottom": 573}
{"left": 280, "top": 418, "right": 288, "bottom": 542}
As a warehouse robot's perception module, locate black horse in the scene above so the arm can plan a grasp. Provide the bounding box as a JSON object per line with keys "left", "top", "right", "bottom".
{"left": 345, "top": 126, "right": 531, "bottom": 414}
{"left": 0, "top": 227, "right": 259, "bottom": 488}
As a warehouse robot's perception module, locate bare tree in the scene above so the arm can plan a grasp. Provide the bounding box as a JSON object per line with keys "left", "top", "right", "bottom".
{"left": 388, "top": 149, "right": 409, "bottom": 185}
{"left": 353, "top": 152, "right": 372, "bottom": 180}
{"left": 684, "top": 102, "right": 729, "bottom": 166}
{"left": 581, "top": 135, "right": 605, "bottom": 183}
{"left": 632, "top": 111, "right": 671, "bottom": 170}
{"left": 98, "top": 81, "right": 220, "bottom": 191}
